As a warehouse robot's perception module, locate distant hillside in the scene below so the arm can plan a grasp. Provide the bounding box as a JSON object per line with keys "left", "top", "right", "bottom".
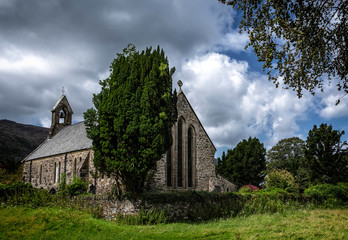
{"left": 0, "top": 120, "right": 49, "bottom": 170}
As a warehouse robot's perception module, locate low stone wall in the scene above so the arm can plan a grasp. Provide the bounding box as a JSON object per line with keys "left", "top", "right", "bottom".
{"left": 81, "top": 192, "right": 243, "bottom": 222}
{"left": 81, "top": 197, "right": 192, "bottom": 221}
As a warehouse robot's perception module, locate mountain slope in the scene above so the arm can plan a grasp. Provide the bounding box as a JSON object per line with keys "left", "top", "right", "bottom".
{"left": 0, "top": 120, "right": 49, "bottom": 170}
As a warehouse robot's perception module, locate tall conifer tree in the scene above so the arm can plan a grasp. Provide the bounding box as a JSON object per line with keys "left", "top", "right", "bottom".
{"left": 84, "top": 44, "right": 177, "bottom": 196}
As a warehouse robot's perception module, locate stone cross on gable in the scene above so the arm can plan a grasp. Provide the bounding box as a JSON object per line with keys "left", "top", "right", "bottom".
{"left": 62, "top": 87, "right": 65, "bottom": 96}
{"left": 177, "top": 80, "right": 183, "bottom": 92}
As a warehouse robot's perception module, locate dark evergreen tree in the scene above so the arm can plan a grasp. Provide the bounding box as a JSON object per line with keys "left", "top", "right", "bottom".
{"left": 304, "top": 123, "right": 348, "bottom": 184}
{"left": 217, "top": 137, "right": 266, "bottom": 187}
{"left": 266, "top": 137, "right": 305, "bottom": 176}
{"left": 84, "top": 44, "right": 177, "bottom": 196}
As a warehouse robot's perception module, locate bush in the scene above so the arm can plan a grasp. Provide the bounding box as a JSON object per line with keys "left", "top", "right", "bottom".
{"left": 239, "top": 185, "right": 260, "bottom": 193}
{"left": 304, "top": 183, "right": 348, "bottom": 201}
{"left": 265, "top": 169, "right": 297, "bottom": 189}
{"left": 66, "top": 177, "right": 88, "bottom": 197}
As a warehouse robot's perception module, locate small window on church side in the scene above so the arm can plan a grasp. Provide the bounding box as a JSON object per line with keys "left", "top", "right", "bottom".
{"left": 54, "top": 162, "right": 57, "bottom": 183}
{"left": 58, "top": 162, "right": 61, "bottom": 183}
{"left": 39, "top": 165, "right": 42, "bottom": 184}
{"left": 74, "top": 158, "right": 77, "bottom": 177}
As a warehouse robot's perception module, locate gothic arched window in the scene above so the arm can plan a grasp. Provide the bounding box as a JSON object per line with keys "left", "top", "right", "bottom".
{"left": 188, "top": 127, "right": 194, "bottom": 187}
{"left": 177, "top": 118, "right": 183, "bottom": 187}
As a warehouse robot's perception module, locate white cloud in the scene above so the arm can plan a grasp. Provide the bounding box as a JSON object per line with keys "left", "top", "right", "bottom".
{"left": 317, "top": 81, "right": 348, "bottom": 119}
{"left": 218, "top": 31, "right": 250, "bottom": 52}
{"left": 0, "top": 46, "right": 51, "bottom": 75}
{"left": 177, "top": 52, "right": 312, "bottom": 149}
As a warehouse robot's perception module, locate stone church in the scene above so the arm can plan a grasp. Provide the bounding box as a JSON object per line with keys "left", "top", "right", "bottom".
{"left": 22, "top": 82, "right": 235, "bottom": 194}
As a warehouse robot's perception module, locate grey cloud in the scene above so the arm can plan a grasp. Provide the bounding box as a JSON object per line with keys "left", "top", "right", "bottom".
{"left": 0, "top": 0, "right": 234, "bottom": 125}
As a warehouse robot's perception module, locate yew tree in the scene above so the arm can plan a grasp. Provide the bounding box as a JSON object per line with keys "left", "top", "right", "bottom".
{"left": 84, "top": 44, "right": 177, "bottom": 196}
{"left": 219, "top": 0, "right": 347, "bottom": 101}
{"left": 217, "top": 137, "right": 266, "bottom": 187}
{"left": 304, "top": 123, "right": 348, "bottom": 184}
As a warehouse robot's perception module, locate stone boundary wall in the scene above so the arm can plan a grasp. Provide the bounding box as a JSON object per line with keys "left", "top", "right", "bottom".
{"left": 84, "top": 197, "right": 194, "bottom": 221}
{"left": 80, "top": 193, "right": 242, "bottom": 222}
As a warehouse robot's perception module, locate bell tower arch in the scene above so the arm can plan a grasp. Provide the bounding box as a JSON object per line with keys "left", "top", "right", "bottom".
{"left": 48, "top": 93, "right": 73, "bottom": 138}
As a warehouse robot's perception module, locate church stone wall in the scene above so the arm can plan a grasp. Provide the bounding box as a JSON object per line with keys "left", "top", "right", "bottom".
{"left": 23, "top": 149, "right": 94, "bottom": 191}
{"left": 151, "top": 92, "right": 216, "bottom": 191}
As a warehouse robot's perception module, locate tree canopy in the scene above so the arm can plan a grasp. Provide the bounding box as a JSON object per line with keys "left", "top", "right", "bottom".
{"left": 266, "top": 137, "right": 305, "bottom": 176}
{"left": 217, "top": 137, "right": 266, "bottom": 187}
{"left": 84, "top": 44, "right": 177, "bottom": 196}
{"left": 304, "top": 123, "right": 348, "bottom": 184}
{"left": 219, "top": 0, "right": 347, "bottom": 100}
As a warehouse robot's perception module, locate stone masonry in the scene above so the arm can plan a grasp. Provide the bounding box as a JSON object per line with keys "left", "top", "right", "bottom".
{"left": 23, "top": 83, "right": 236, "bottom": 194}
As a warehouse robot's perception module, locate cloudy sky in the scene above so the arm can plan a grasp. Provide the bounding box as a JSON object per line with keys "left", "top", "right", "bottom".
{"left": 0, "top": 0, "right": 347, "bottom": 157}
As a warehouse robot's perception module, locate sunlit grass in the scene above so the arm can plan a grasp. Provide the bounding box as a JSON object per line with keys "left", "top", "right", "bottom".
{"left": 0, "top": 207, "right": 347, "bottom": 239}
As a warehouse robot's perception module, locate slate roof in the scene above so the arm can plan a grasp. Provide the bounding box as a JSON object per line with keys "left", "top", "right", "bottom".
{"left": 24, "top": 122, "right": 92, "bottom": 161}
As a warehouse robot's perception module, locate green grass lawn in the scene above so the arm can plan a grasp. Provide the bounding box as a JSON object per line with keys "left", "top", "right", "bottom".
{"left": 0, "top": 206, "right": 347, "bottom": 240}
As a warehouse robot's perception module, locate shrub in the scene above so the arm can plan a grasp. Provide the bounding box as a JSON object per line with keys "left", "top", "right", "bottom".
{"left": 304, "top": 183, "right": 348, "bottom": 201}
{"left": 265, "top": 169, "right": 297, "bottom": 189}
{"left": 239, "top": 185, "right": 260, "bottom": 193}
{"left": 66, "top": 177, "right": 88, "bottom": 197}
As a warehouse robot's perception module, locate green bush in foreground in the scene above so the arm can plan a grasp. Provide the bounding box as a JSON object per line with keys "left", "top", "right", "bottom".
{"left": 304, "top": 183, "right": 348, "bottom": 201}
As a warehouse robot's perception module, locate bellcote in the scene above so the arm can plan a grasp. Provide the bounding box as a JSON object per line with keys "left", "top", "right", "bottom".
{"left": 48, "top": 94, "right": 73, "bottom": 138}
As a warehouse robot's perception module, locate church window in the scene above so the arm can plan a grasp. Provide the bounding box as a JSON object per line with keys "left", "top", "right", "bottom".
{"left": 39, "top": 165, "right": 42, "bottom": 184}
{"left": 74, "top": 158, "right": 77, "bottom": 177}
{"left": 166, "top": 148, "right": 172, "bottom": 187}
{"left": 54, "top": 162, "right": 57, "bottom": 183}
{"left": 58, "top": 162, "right": 61, "bottom": 183}
{"left": 188, "top": 127, "right": 193, "bottom": 187}
{"left": 177, "top": 119, "right": 183, "bottom": 187}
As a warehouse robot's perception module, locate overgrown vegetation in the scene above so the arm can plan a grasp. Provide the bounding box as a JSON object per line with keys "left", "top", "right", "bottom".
{"left": 1, "top": 207, "right": 347, "bottom": 239}
{"left": 0, "top": 181, "right": 102, "bottom": 218}
{"left": 0, "top": 180, "right": 347, "bottom": 227}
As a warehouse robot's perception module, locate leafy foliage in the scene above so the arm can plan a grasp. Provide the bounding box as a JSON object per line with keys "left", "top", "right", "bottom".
{"left": 266, "top": 137, "right": 305, "bottom": 176}
{"left": 217, "top": 137, "right": 266, "bottom": 187}
{"left": 303, "top": 124, "right": 348, "bottom": 184}
{"left": 239, "top": 184, "right": 260, "bottom": 193}
{"left": 264, "top": 169, "right": 297, "bottom": 190}
{"left": 304, "top": 183, "right": 348, "bottom": 202}
{"left": 66, "top": 177, "right": 88, "bottom": 197}
{"left": 219, "top": 0, "right": 347, "bottom": 99}
{"left": 84, "top": 44, "right": 177, "bottom": 196}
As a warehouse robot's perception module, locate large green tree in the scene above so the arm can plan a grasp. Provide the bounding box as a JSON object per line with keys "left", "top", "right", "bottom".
{"left": 84, "top": 44, "right": 177, "bottom": 196}
{"left": 217, "top": 137, "right": 266, "bottom": 187}
{"left": 219, "top": 0, "right": 347, "bottom": 100}
{"left": 266, "top": 137, "right": 305, "bottom": 176}
{"left": 304, "top": 123, "right": 348, "bottom": 184}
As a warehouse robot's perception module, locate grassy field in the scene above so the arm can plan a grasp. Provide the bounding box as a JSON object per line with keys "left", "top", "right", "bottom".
{"left": 0, "top": 207, "right": 347, "bottom": 239}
